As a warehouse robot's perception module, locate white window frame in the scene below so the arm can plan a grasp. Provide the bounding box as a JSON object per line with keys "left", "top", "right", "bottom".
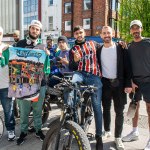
{"left": 48, "top": 16, "right": 53, "bottom": 31}
{"left": 83, "top": 18, "right": 91, "bottom": 29}
{"left": 83, "top": 0, "right": 91, "bottom": 10}
{"left": 64, "top": 2, "right": 72, "bottom": 14}
{"left": 65, "top": 21, "right": 71, "bottom": 31}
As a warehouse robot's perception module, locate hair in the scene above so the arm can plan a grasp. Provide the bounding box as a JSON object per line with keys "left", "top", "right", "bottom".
{"left": 101, "top": 26, "right": 114, "bottom": 33}
{"left": 73, "top": 25, "right": 84, "bottom": 33}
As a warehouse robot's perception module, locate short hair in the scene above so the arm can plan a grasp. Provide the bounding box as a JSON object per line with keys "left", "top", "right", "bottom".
{"left": 101, "top": 26, "right": 114, "bottom": 33}
{"left": 73, "top": 25, "right": 84, "bottom": 33}
{"left": 13, "top": 30, "right": 20, "bottom": 36}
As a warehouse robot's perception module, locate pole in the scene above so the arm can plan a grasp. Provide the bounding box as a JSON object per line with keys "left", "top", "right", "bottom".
{"left": 19, "top": 0, "right": 24, "bottom": 39}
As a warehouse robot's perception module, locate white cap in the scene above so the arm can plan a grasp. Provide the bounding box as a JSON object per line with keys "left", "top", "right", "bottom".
{"left": 29, "top": 20, "right": 42, "bottom": 30}
{"left": 130, "top": 20, "right": 142, "bottom": 28}
{"left": 0, "top": 26, "right": 3, "bottom": 34}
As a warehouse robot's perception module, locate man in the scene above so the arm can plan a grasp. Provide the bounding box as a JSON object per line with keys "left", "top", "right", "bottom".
{"left": 69, "top": 25, "right": 103, "bottom": 150}
{"left": 46, "top": 35, "right": 60, "bottom": 59}
{"left": 12, "top": 30, "right": 20, "bottom": 47}
{"left": 96, "top": 26, "right": 132, "bottom": 150}
{"left": 16, "top": 20, "right": 50, "bottom": 145}
{"left": 0, "top": 26, "right": 16, "bottom": 141}
{"left": 48, "top": 35, "right": 70, "bottom": 87}
{"left": 124, "top": 20, "right": 150, "bottom": 150}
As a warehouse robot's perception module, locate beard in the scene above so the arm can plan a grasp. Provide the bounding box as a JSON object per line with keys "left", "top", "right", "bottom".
{"left": 132, "top": 32, "right": 141, "bottom": 39}
{"left": 103, "top": 37, "right": 111, "bottom": 43}
{"left": 29, "top": 31, "right": 39, "bottom": 40}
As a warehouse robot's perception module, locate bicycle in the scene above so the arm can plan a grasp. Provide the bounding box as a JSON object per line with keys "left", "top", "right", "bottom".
{"left": 42, "top": 75, "right": 97, "bottom": 150}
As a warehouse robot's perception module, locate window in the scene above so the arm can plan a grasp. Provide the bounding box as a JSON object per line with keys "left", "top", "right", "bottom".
{"left": 24, "top": 16, "right": 38, "bottom": 25}
{"left": 49, "top": 0, "right": 53, "bottom": 5}
{"left": 24, "top": 0, "right": 38, "bottom": 14}
{"left": 64, "top": 3, "right": 71, "bottom": 13}
{"left": 48, "top": 16, "right": 53, "bottom": 31}
{"left": 83, "top": 0, "right": 91, "bottom": 10}
{"left": 65, "top": 21, "right": 71, "bottom": 31}
{"left": 109, "top": 18, "right": 116, "bottom": 31}
{"left": 83, "top": 18, "right": 91, "bottom": 29}
{"left": 110, "top": 0, "right": 116, "bottom": 11}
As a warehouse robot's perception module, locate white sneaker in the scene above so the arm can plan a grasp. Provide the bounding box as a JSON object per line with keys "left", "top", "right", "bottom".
{"left": 122, "top": 131, "right": 139, "bottom": 142}
{"left": 115, "top": 138, "right": 125, "bottom": 150}
{"left": 144, "top": 139, "right": 150, "bottom": 150}
{"left": 102, "top": 131, "right": 111, "bottom": 140}
{"left": 8, "top": 130, "right": 16, "bottom": 141}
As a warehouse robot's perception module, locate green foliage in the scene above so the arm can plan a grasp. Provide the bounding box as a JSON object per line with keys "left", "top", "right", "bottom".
{"left": 118, "top": 0, "right": 150, "bottom": 42}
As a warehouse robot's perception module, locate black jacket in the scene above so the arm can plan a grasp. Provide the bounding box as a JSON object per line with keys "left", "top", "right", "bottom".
{"left": 96, "top": 43, "right": 132, "bottom": 88}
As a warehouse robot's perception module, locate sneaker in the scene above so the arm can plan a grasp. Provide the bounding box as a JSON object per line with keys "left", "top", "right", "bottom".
{"left": 144, "top": 139, "right": 150, "bottom": 150}
{"left": 35, "top": 130, "right": 45, "bottom": 141}
{"left": 96, "top": 136, "right": 103, "bottom": 150}
{"left": 16, "top": 132, "right": 27, "bottom": 145}
{"left": 115, "top": 138, "right": 125, "bottom": 150}
{"left": 102, "top": 131, "right": 111, "bottom": 140}
{"left": 8, "top": 130, "right": 16, "bottom": 141}
{"left": 122, "top": 131, "right": 139, "bottom": 142}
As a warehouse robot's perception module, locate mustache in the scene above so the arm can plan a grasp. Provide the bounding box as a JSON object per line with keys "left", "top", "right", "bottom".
{"left": 133, "top": 32, "right": 139, "bottom": 35}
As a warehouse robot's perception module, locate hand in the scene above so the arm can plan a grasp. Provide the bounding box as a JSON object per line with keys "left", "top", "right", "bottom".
{"left": 72, "top": 50, "right": 81, "bottom": 62}
{"left": 118, "top": 41, "right": 127, "bottom": 49}
{"left": 44, "top": 48, "right": 50, "bottom": 56}
{"left": 60, "top": 55, "right": 69, "bottom": 64}
{"left": 124, "top": 87, "right": 132, "bottom": 93}
{"left": 132, "top": 82, "right": 138, "bottom": 92}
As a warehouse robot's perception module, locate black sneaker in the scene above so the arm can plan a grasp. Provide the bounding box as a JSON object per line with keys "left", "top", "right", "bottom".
{"left": 96, "top": 136, "right": 103, "bottom": 150}
{"left": 35, "top": 130, "right": 45, "bottom": 141}
{"left": 16, "top": 132, "right": 27, "bottom": 145}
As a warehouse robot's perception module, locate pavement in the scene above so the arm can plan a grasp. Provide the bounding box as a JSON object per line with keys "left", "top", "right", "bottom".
{"left": 0, "top": 98, "right": 148, "bottom": 150}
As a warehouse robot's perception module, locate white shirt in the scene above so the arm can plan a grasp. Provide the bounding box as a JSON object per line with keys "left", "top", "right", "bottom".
{"left": 101, "top": 44, "right": 117, "bottom": 79}
{"left": 0, "top": 43, "right": 9, "bottom": 89}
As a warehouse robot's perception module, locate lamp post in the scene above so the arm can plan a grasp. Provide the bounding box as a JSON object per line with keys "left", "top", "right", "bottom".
{"left": 19, "top": 0, "right": 24, "bottom": 39}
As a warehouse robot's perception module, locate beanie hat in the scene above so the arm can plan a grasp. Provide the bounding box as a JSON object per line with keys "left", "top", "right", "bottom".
{"left": 46, "top": 35, "right": 53, "bottom": 41}
{"left": 29, "top": 20, "right": 42, "bottom": 30}
{"left": 58, "top": 36, "right": 68, "bottom": 44}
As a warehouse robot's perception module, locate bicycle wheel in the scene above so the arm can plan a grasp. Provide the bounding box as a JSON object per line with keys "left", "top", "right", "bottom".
{"left": 42, "top": 120, "right": 91, "bottom": 150}
{"left": 0, "top": 116, "right": 4, "bottom": 140}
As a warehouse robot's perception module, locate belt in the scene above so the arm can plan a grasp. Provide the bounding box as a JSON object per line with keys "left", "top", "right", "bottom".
{"left": 102, "top": 77, "right": 117, "bottom": 83}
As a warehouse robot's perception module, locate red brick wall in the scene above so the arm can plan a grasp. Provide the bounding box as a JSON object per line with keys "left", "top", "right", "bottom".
{"left": 62, "top": 0, "right": 118, "bottom": 37}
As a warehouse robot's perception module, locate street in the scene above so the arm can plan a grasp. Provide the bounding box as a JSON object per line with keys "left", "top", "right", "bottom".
{"left": 0, "top": 99, "right": 148, "bottom": 150}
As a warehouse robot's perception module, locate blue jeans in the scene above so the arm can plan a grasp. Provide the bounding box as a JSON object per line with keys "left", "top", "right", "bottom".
{"left": 72, "top": 71, "right": 103, "bottom": 136}
{"left": 0, "top": 88, "right": 15, "bottom": 131}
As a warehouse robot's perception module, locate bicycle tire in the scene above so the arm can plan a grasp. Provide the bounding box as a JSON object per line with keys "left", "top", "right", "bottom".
{"left": 42, "top": 120, "right": 91, "bottom": 150}
{"left": 0, "top": 116, "right": 4, "bottom": 140}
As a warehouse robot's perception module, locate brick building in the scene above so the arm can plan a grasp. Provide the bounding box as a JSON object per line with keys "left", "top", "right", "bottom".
{"left": 62, "top": 0, "right": 119, "bottom": 38}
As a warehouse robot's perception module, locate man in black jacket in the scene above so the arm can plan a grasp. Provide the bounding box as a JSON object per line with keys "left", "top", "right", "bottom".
{"left": 96, "top": 26, "right": 132, "bottom": 150}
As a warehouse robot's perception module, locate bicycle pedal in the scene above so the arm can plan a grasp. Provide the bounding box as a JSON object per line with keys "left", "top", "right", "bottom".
{"left": 87, "top": 133, "right": 94, "bottom": 138}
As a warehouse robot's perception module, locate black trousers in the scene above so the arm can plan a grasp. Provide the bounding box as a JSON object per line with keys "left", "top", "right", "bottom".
{"left": 102, "top": 78, "right": 126, "bottom": 138}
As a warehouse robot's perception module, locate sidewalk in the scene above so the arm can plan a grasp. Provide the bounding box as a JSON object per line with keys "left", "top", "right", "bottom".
{"left": 0, "top": 99, "right": 148, "bottom": 150}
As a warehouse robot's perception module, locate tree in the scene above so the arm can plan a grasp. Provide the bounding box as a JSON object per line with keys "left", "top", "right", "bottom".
{"left": 119, "top": 0, "right": 150, "bottom": 42}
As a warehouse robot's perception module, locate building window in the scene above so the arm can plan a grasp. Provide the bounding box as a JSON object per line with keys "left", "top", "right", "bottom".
{"left": 83, "top": 0, "right": 91, "bottom": 10}
{"left": 109, "top": 18, "right": 116, "bottom": 31}
{"left": 83, "top": 18, "right": 91, "bottom": 29}
{"left": 24, "top": 0, "right": 38, "bottom": 14}
{"left": 24, "top": 16, "right": 38, "bottom": 25}
{"left": 110, "top": 0, "right": 117, "bottom": 11}
{"left": 48, "top": 16, "right": 53, "bottom": 31}
{"left": 64, "top": 2, "right": 71, "bottom": 14}
{"left": 65, "top": 21, "right": 71, "bottom": 31}
{"left": 49, "top": 0, "right": 53, "bottom": 6}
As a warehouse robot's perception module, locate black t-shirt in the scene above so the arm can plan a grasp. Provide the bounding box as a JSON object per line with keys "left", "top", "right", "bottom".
{"left": 128, "top": 38, "right": 150, "bottom": 82}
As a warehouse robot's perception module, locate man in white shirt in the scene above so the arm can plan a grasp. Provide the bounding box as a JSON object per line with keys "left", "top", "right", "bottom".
{"left": 96, "top": 26, "right": 132, "bottom": 150}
